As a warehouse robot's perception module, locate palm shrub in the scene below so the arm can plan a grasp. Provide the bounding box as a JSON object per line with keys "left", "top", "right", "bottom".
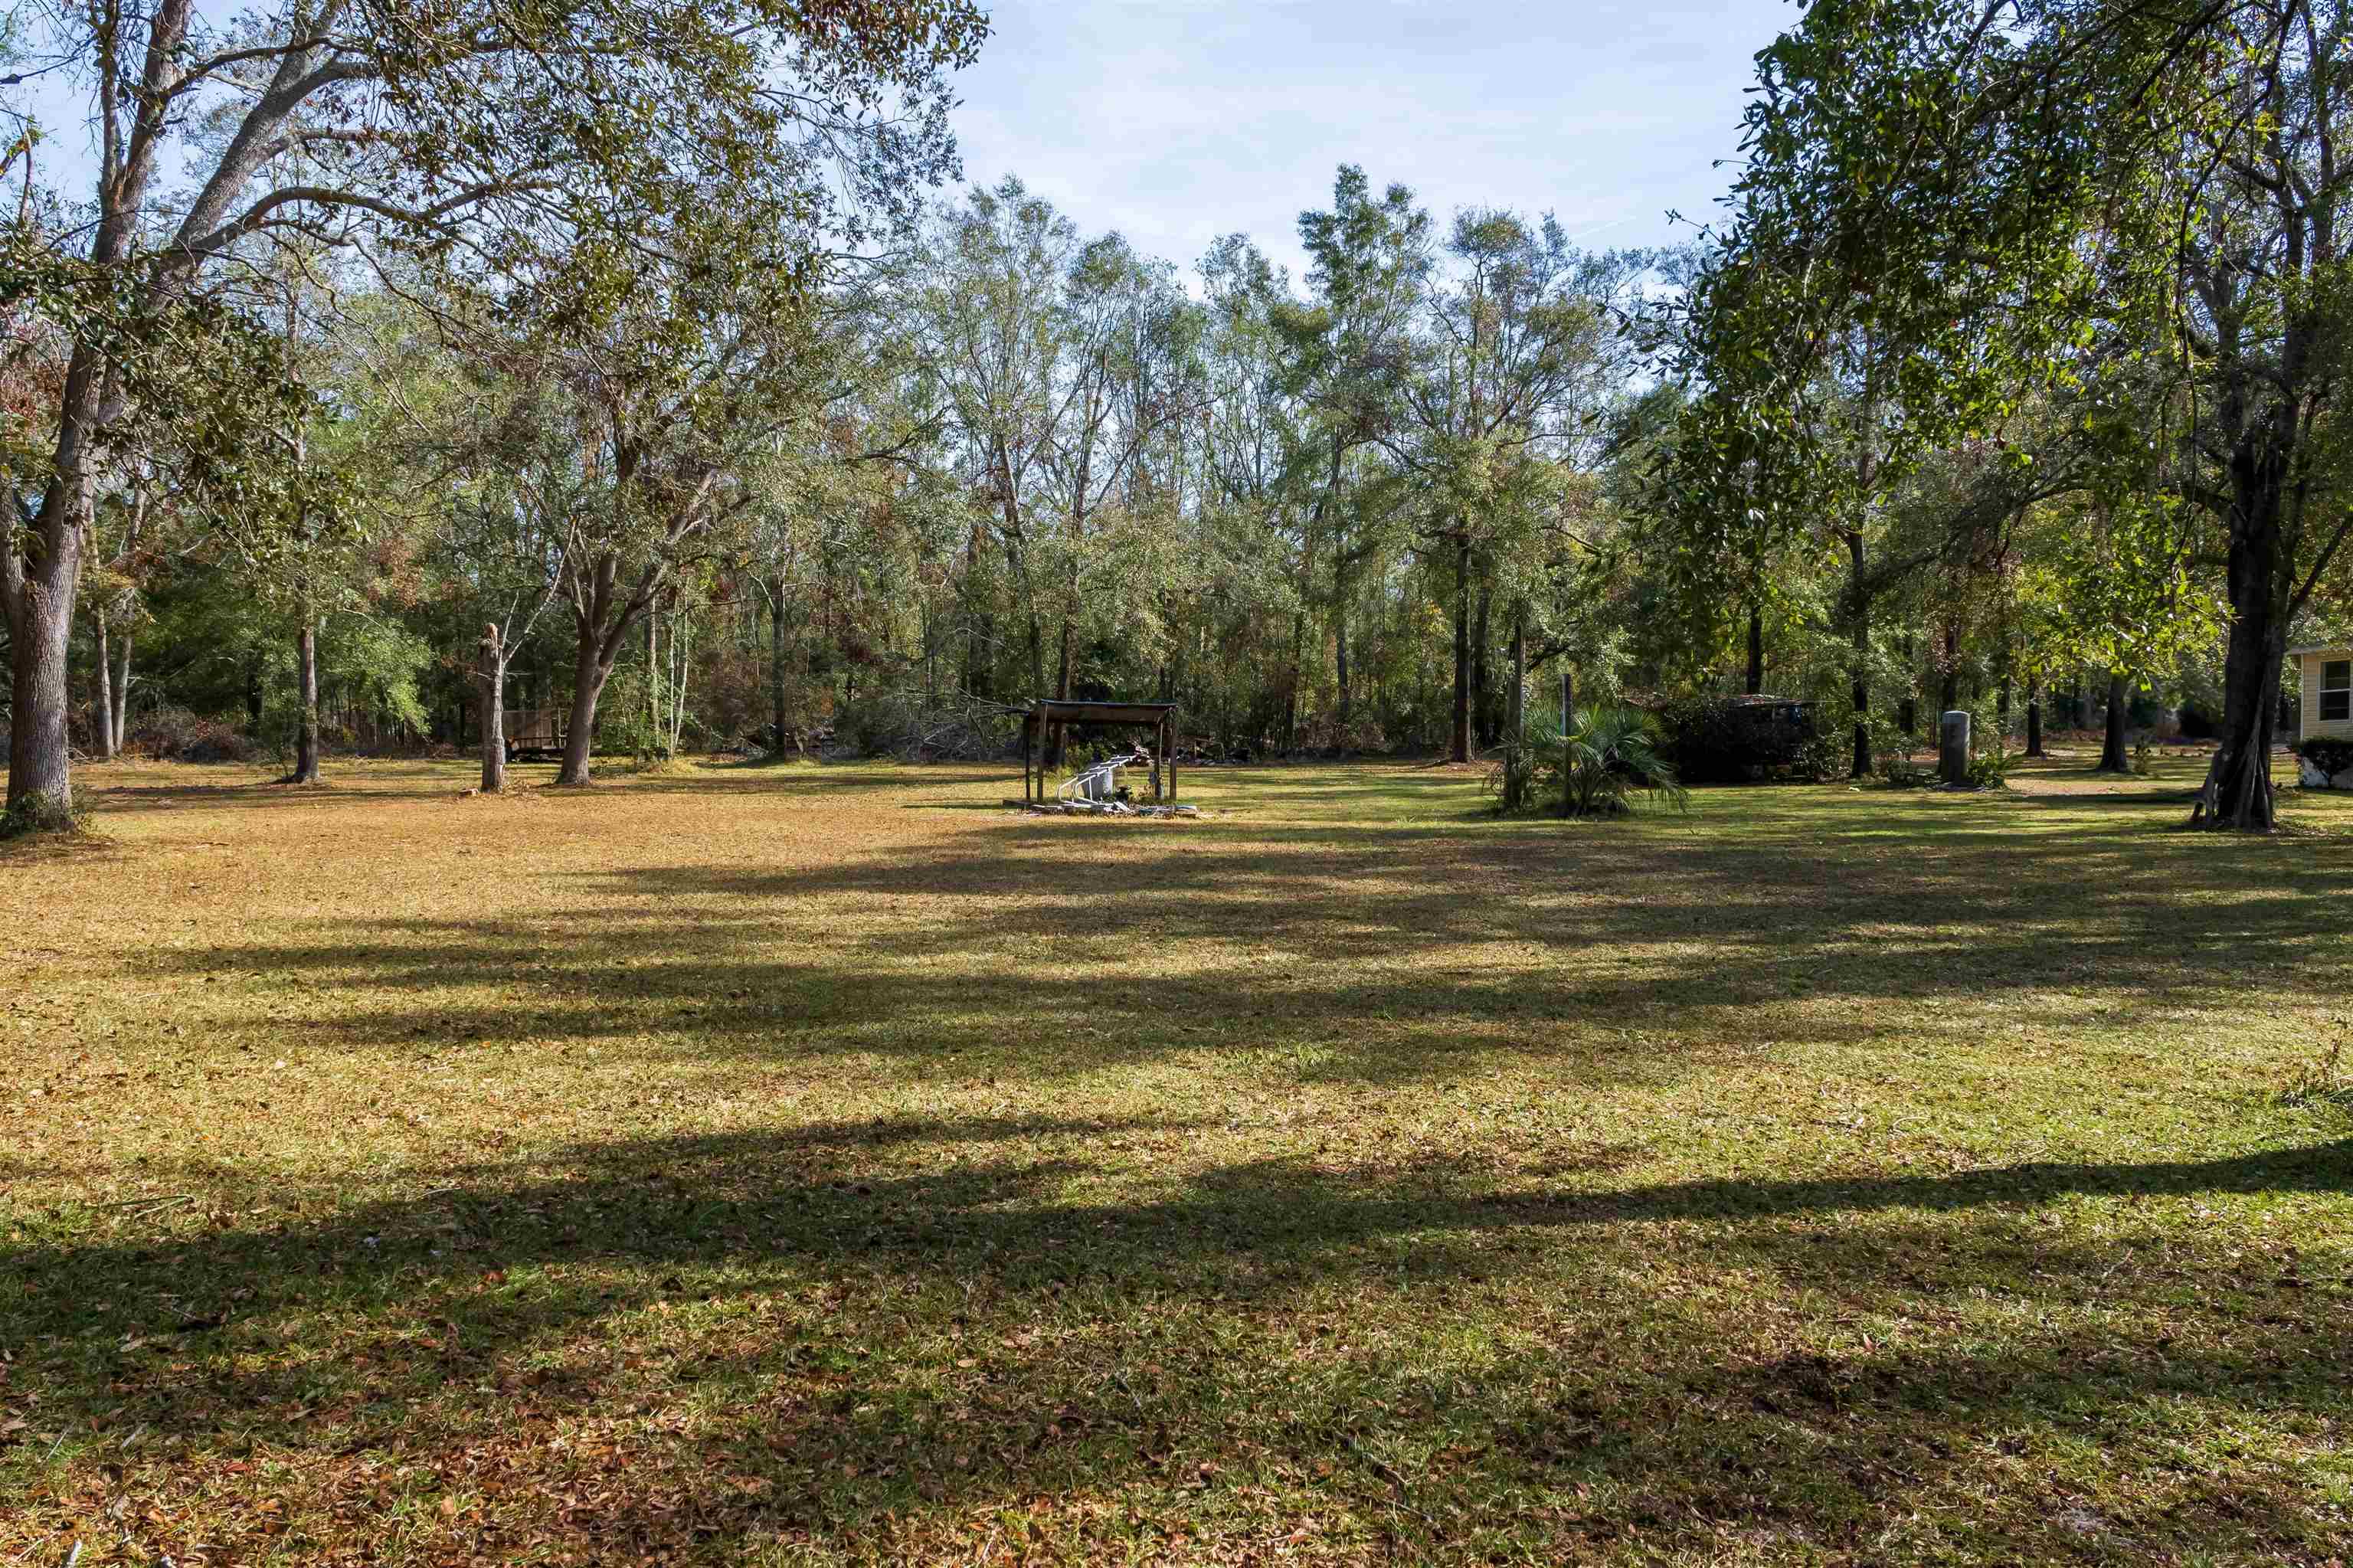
{"left": 1540, "top": 704, "right": 1690, "bottom": 817}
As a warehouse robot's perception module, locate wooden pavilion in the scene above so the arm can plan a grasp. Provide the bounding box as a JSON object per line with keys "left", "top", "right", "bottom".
{"left": 1020, "top": 699, "right": 1180, "bottom": 805}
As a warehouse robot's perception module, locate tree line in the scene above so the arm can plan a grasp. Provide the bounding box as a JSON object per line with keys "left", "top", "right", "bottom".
{"left": 5, "top": 0, "right": 2344, "bottom": 831}
{"left": 1664, "top": 0, "right": 2353, "bottom": 830}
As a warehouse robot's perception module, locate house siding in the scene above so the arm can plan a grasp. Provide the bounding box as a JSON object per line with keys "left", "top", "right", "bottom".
{"left": 2301, "top": 648, "right": 2353, "bottom": 743}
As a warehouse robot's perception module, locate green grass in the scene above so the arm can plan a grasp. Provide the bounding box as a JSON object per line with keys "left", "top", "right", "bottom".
{"left": 4, "top": 752, "right": 2351, "bottom": 1564}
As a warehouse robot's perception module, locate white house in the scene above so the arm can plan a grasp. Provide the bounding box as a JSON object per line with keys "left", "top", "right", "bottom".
{"left": 2291, "top": 644, "right": 2353, "bottom": 787}
{"left": 2293, "top": 645, "right": 2352, "bottom": 741}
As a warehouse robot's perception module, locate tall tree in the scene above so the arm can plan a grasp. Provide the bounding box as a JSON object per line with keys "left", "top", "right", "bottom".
{"left": 0, "top": 0, "right": 983, "bottom": 830}
{"left": 1383, "top": 212, "right": 1633, "bottom": 761}
{"left": 1271, "top": 168, "right": 1432, "bottom": 734}
{"left": 1694, "top": 0, "right": 2353, "bottom": 827}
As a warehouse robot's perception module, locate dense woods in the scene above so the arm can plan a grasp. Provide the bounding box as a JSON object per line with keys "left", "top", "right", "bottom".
{"left": 5, "top": 0, "right": 2351, "bottom": 828}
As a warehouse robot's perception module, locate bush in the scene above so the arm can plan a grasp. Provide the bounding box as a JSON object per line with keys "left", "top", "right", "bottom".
{"left": 836, "top": 693, "right": 1019, "bottom": 761}
{"left": 130, "top": 705, "right": 255, "bottom": 764}
{"left": 0, "top": 786, "right": 86, "bottom": 837}
{"left": 1795, "top": 728, "right": 1845, "bottom": 781}
{"left": 1660, "top": 695, "right": 1819, "bottom": 783}
{"left": 2298, "top": 735, "right": 2353, "bottom": 780}
{"left": 1533, "top": 705, "right": 1689, "bottom": 817}
{"left": 1967, "top": 746, "right": 2014, "bottom": 789}
{"left": 1880, "top": 749, "right": 2009, "bottom": 790}
{"left": 1880, "top": 758, "right": 1936, "bottom": 789}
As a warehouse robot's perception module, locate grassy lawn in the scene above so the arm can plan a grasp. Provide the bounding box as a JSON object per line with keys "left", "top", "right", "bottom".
{"left": 5, "top": 753, "right": 2351, "bottom": 1565}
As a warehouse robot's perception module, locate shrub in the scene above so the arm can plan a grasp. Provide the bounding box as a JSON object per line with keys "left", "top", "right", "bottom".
{"left": 130, "top": 705, "right": 255, "bottom": 764}
{"left": 1794, "top": 728, "right": 1844, "bottom": 781}
{"left": 1880, "top": 758, "right": 1936, "bottom": 789}
{"left": 1880, "top": 749, "right": 2010, "bottom": 789}
{"left": 1535, "top": 705, "right": 1689, "bottom": 817}
{"left": 1660, "top": 695, "right": 1819, "bottom": 782}
{"left": 2298, "top": 735, "right": 2353, "bottom": 781}
{"left": 0, "top": 786, "right": 87, "bottom": 837}
{"left": 1967, "top": 746, "right": 2014, "bottom": 789}
{"left": 836, "top": 693, "right": 1019, "bottom": 761}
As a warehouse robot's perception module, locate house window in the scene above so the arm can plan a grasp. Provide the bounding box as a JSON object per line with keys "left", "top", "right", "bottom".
{"left": 2325, "top": 660, "right": 2352, "bottom": 723}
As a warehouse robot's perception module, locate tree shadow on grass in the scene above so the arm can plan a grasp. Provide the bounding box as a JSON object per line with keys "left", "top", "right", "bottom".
{"left": 77, "top": 778, "right": 471, "bottom": 813}
{"left": 5, "top": 1124, "right": 2348, "bottom": 1562}
{"left": 126, "top": 785, "right": 2353, "bottom": 1088}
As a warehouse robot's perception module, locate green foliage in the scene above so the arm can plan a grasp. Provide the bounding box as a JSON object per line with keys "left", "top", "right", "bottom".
{"left": 1877, "top": 742, "right": 2009, "bottom": 791}
{"left": 595, "top": 665, "right": 669, "bottom": 764}
{"left": 1535, "top": 703, "right": 1689, "bottom": 818}
{"left": 1793, "top": 727, "right": 1844, "bottom": 782}
{"left": 0, "top": 784, "right": 83, "bottom": 837}
{"left": 2014, "top": 493, "right": 2222, "bottom": 689}
{"left": 2298, "top": 736, "right": 2353, "bottom": 780}
{"left": 0, "top": 237, "right": 309, "bottom": 503}
{"left": 1966, "top": 745, "right": 2014, "bottom": 791}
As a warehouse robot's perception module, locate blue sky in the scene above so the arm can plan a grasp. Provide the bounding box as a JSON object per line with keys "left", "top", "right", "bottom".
{"left": 945, "top": 0, "right": 1802, "bottom": 283}
{"left": 7, "top": 0, "right": 1798, "bottom": 282}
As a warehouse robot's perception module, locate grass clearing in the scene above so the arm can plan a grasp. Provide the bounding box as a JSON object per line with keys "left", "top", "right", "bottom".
{"left": 5, "top": 753, "right": 2351, "bottom": 1565}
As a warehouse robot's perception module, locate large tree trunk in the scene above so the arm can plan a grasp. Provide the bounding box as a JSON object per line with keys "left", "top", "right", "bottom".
{"left": 3, "top": 349, "right": 104, "bottom": 832}
{"left": 1471, "top": 577, "right": 1495, "bottom": 749}
{"left": 3, "top": 512, "right": 84, "bottom": 831}
{"left": 555, "top": 596, "right": 628, "bottom": 787}
{"left": 1845, "top": 529, "right": 1871, "bottom": 778}
{"left": 1449, "top": 531, "right": 1473, "bottom": 763}
{"left": 556, "top": 643, "right": 612, "bottom": 786}
{"left": 2098, "top": 671, "right": 2131, "bottom": 773}
{"left": 1045, "top": 614, "right": 1074, "bottom": 768}
{"left": 554, "top": 550, "right": 649, "bottom": 787}
{"left": 1505, "top": 611, "right": 1527, "bottom": 809}
{"left": 5, "top": 578, "right": 77, "bottom": 826}
{"left": 1745, "top": 602, "right": 1765, "bottom": 695}
{"left": 289, "top": 620, "right": 322, "bottom": 785}
{"left": 2025, "top": 679, "right": 2047, "bottom": 758}
{"left": 92, "top": 609, "right": 116, "bottom": 761}
{"left": 479, "top": 624, "right": 508, "bottom": 794}
{"left": 113, "top": 631, "right": 132, "bottom": 756}
{"left": 2191, "top": 493, "right": 2286, "bottom": 830}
